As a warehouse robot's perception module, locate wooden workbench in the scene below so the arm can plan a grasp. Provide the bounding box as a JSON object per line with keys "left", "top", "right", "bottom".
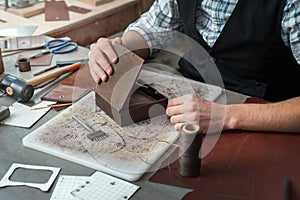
{"left": 0, "top": 0, "right": 141, "bottom": 46}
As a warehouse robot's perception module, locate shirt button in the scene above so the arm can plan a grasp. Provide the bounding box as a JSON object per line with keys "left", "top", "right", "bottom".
{"left": 212, "top": 26, "right": 218, "bottom": 32}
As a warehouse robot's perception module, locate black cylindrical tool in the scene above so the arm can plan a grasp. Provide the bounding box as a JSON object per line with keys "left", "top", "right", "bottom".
{"left": 0, "top": 74, "right": 34, "bottom": 102}
{"left": 18, "top": 58, "right": 31, "bottom": 72}
{"left": 178, "top": 123, "right": 202, "bottom": 177}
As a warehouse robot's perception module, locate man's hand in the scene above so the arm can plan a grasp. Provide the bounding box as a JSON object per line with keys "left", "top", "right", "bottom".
{"left": 166, "top": 94, "right": 226, "bottom": 133}
{"left": 88, "top": 37, "right": 122, "bottom": 83}
{"left": 88, "top": 31, "right": 150, "bottom": 84}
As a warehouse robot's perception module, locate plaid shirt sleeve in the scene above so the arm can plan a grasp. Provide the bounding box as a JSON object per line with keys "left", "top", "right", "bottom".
{"left": 282, "top": 0, "right": 300, "bottom": 64}
{"left": 124, "top": 0, "right": 183, "bottom": 57}
{"left": 125, "top": 0, "right": 300, "bottom": 65}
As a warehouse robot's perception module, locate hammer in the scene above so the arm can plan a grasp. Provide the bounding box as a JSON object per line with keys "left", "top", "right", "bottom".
{"left": 0, "top": 48, "right": 34, "bottom": 102}
{"left": 0, "top": 49, "right": 82, "bottom": 102}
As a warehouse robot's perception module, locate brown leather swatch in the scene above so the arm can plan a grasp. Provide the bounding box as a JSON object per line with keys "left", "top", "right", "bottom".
{"left": 68, "top": 5, "right": 91, "bottom": 14}
{"left": 15, "top": 53, "right": 53, "bottom": 66}
{"left": 45, "top": 0, "right": 70, "bottom": 21}
{"left": 41, "top": 63, "right": 95, "bottom": 103}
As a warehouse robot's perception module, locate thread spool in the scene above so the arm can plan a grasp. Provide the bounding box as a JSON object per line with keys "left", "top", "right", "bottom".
{"left": 18, "top": 58, "right": 31, "bottom": 72}
{"left": 178, "top": 123, "right": 202, "bottom": 177}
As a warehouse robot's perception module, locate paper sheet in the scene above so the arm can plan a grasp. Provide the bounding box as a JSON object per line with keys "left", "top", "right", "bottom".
{"left": 50, "top": 175, "right": 90, "bottom": 200}
{"left": 50, "top": 172, "right": 139, "bottom": 200}
{"left": 0, "top": 163, "right": 60, "bottom": 192}
{"left": 1, "top": 100, "right": 54, "bottom": 128}
{"left": 71, "top": 172, "right": 140, "bottom": 200}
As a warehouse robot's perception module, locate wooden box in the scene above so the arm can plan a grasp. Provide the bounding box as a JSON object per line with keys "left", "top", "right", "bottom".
{"left": 95, "top": 45, "right": 168, "bottom": 126}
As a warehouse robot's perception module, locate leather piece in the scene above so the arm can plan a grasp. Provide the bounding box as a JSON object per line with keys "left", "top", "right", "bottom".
{"left": 15, "top": 53, "right": 53, "bottom": 66}
{"left": 45, "top": 0, "right": 69, "bottom": 21}
{"left": 149, "top": 98, "right": 300, "bottom": 200}
{"left": 68, "top": 6, "right": 91, "bottom": 14}
{"left": 42, "top": 84, "right": 91, "bottom": 103}
{"left": 41, "top": 63, "right": 95, "bottom": 103}
{"left": 0, "top": 35, "right": 46, "bottom": 52}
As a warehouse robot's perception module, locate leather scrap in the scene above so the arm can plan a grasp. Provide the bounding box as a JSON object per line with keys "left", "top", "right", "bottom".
{"left": 42, "top": 84, "right": 91, "bottom": 103}
{"left": 68, "top": 6, "right": 91, "bottom": 14}
{"left": 15, "top": 53, "right": 53, "bottom": 66}
{"left": 41, "top": 63, "right": 95, "bottom": 103}
{"left": 45, "top": 0, "right": 70, "bottom": 21}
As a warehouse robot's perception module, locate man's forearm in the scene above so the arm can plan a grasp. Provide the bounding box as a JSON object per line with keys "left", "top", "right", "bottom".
{"left": 121, "top": 30, "right": 150, "bottom": 59}
{"left": 225, "top": 96, "right": 300, "bottom": 133}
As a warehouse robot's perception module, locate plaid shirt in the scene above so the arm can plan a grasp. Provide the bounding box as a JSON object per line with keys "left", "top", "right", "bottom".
{"left": 125, "top": 0, "right": 300, "bottom": 64}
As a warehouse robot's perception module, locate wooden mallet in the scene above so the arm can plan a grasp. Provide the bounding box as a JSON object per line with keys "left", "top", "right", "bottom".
{"left": 27, "top": 61, "right": 82, "bottom": 87}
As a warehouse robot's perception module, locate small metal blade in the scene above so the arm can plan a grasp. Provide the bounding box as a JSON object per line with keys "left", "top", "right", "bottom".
{"left": 0, "top": 26, "right": 38, "bottom": 37}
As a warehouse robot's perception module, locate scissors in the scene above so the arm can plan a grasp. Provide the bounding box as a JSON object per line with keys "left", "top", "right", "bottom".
{"left": 29, "top": 39, "right": 78, "bottom": 58}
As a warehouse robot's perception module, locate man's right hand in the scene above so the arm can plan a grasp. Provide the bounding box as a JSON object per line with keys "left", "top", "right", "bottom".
{"left": 88, "top": 37, "right": 122, "bottom": 83}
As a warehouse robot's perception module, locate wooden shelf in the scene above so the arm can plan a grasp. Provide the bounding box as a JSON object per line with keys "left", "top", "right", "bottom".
{"left": 0, "top": 0, "right": 140, "bottom": 46}
{"left": 2, "top": 2, "right": 45, "bottom": 18}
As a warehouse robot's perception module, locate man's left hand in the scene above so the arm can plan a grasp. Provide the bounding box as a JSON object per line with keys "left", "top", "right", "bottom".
{"left": 166, "top": 94, "right": 226, "bottom": 133}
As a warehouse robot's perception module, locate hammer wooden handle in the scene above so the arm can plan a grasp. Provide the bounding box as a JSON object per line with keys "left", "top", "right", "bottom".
{"left": 27, "top": 62, "right": 82, "bottom": 86}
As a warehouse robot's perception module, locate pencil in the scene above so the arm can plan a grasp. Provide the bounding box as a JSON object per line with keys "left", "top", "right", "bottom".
{"left": 31, "top": 102, "right": 73, "bottom": 110}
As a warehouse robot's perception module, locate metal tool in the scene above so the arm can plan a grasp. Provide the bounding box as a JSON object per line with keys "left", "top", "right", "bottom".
{"left": 28, "top": 49, "right": 51, "bottom": 59}
{"left": 29, "top": 39, "right": 78, "bottom": 58}
{"left": 32, "top": 65, "right": 57, "bottom": 76}
{"left": 72, "top": 114, "right": 108, "bottom": 142}
{"left": 32, "top": 59, "right": 87, "bottom": 76}
{"left": 56, "top": 59, "right": 87, "bottom": 67}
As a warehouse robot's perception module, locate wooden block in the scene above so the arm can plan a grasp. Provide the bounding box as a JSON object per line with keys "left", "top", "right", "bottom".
{"left": 4, "top": 2, "right": 45, "bottom": 18}
{"left": 77, "top": 0, "right": 113, "bottom": 7}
